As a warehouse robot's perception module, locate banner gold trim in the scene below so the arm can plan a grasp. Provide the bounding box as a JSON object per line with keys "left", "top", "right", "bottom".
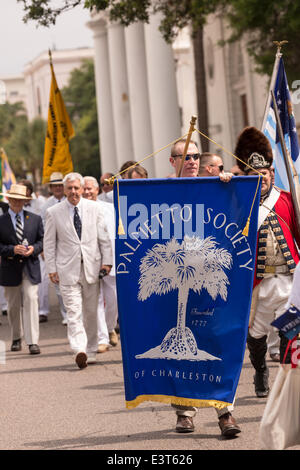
{"left": 125, "top": 394, "right": 231, "bottom": 410}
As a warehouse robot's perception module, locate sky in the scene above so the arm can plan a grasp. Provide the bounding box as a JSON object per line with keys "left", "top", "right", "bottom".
{"left": 0, "top": 0, "right": 94, "bottom": 77}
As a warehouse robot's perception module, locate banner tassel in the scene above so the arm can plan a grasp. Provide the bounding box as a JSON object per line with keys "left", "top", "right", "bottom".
{"left": 242, "top": 217, "right": 250, "bottom": 236}
{"left": 115, "top": 178, "right": 125, "bottom": 235}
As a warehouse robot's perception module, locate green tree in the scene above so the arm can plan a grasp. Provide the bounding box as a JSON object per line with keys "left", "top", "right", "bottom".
{"left": 62, "top": 59, "right": 100, "bottom": 179}
{"left": 0, "top": 102, "right": 27, "bottom": 146}
{"left": 5, "top": 117, "right": 46, "bottom": 184}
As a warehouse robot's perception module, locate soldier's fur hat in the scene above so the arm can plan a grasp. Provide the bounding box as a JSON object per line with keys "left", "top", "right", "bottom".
{"left": 234, "top": 126, "right": 273, "bottom": 173}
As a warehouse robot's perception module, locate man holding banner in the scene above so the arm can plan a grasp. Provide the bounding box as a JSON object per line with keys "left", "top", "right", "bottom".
{"left": 169, "top": 140, "right": 241, "bottom": 437}
{"left": 235, "top": 126, "right": 300, "bottom": 398}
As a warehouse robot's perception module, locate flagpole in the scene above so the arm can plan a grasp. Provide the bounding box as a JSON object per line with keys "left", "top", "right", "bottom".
{"left": 261, "top": 41, "right": 287, "bottom": 131}
{"left": 177, "top": 115, "right": 197, "bottom": 177}
{"left": 271, "top": 89, "right": 300, "bottom": 232}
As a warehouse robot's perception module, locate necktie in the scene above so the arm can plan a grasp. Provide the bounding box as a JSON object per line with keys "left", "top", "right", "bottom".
{"left": 73, "top": 206, "right": 82, "bottom": 240}
{"left": 15, "top": 214, "right": 23, "bottom": 244}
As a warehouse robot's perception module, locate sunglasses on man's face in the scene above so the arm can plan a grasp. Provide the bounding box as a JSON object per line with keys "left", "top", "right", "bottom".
{"left": 173, "top": 153, "right": 200, "bottom": 161}
{"left": 209, "top": 164, "right": 224, "bottom": 172}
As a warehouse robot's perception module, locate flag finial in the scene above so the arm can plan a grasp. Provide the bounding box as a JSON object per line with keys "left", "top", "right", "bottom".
{"left": 273, "top": 40, "right": 288, "bottom": 53}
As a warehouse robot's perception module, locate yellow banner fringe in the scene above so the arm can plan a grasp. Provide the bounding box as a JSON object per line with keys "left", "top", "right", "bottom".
{"left": 126, "top": 394, "right": 231, "bottom": 410}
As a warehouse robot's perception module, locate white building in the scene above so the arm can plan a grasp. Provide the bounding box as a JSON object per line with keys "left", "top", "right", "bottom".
{"left": 1, "top": 11, "right": 300, "bottom": 179}
{"left": 87, "top": 11, "right": 292, "bottom": 177}
{"left": 23, "top": 47, "right": 94, "bottom": 121}
{"left": 0, "top": 75, "right": 27, "bottom": 107}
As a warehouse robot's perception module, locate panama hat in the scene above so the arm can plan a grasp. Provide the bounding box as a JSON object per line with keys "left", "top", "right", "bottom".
{"left": 0, "top": 184, "right": 32, "bottom": 200}
{"left": 49, "top": 172, "right": 64, "bottom": 184}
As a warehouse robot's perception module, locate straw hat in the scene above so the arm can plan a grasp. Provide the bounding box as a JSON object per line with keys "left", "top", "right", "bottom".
{"left": 0, "top": 184, "right": 32, "bottom": 200}
{"left": 49, "top": 172, "right": 64, "bottom": 185}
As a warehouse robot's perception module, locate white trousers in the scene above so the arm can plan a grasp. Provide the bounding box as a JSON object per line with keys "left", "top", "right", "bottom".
{"left": 97, "top": 275, "right": 118, "bottom": 345}
{"left": 5, "top": 272, "right": 39, "bottom": 345}
{"left": 38, "top": 255, "right": 67, "bottom": 319}
{"left": 54, "top": 283, "right": 67, "bottom": 320}
{"left": 0, "top": 285, "right": 7, "bottom": 310}
{"left": 60, "top": 265, "right": 99, "bottom": 354}
{"left": 249, "top": 274, "right": 293, "bottom": 340}
{"left": 38, "top": 255, "right": 49, "bottom": 316}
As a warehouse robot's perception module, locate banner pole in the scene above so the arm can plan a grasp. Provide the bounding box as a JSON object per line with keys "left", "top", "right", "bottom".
{"left": 177, "top": 115, "right": 197, "bottom": 177}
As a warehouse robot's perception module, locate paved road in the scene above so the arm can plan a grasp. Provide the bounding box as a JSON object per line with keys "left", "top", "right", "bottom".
{"left": 0, "top": 286, "right": 298, "bottom": 453}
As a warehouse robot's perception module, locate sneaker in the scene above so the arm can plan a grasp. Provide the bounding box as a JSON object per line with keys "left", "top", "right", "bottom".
{"left": 109, "top": 330, "right": 119, "bottom": 347}
{"left": 175, "top": 415, "right": 195, "bottom": 433}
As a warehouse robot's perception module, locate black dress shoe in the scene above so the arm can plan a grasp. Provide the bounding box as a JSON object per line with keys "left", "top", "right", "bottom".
{"left": 11, "top": 339, "right": 22, "bottom": 352}
{"left": 29, "top": 344, "right": 40, "bottom": 355}
{"left": 39, "top": 315, "right": 48, "bottom": 323}
{"left": 2, "top": 310, "right": 7, "bottom": 316}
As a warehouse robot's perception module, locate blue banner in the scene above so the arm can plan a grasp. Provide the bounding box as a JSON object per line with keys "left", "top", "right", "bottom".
{"left": 114, "top": 176, "right": 261, "bottom": 409}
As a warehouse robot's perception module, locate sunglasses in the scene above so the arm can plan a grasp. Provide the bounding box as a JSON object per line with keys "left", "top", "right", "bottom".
{"left": 173, "top": 153, "right": 200, "bottom": 161}
{"left": 209, "top": 164, "right": 224, "bottom": 171}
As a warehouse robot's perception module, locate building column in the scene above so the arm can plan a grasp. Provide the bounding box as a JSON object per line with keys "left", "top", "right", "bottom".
{"left": 107, "top": 23, "right": 134, "bottom": 173}
{"left": 124, "top": 23, "right": 155, "bottom": 177}
{"left": 144, "top": 14, "right": 181, "bottom": 178}
{"left": 87, "top": 16, "right": 118, "bottom": 174}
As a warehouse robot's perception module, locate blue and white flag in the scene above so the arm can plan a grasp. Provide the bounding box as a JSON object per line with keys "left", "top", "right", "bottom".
{"left": 262, "top": 55, "right": 300, "bottom": 190}
{"left": 114, "top": 176, "right": 261, "bottom": 409}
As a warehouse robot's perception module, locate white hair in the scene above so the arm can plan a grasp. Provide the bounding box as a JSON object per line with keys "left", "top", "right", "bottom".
{"left": 63, "top": 172, "right": 84, "bottom": 187}
{"left": 83, "top": 176, "right": 99, "bottom": 189}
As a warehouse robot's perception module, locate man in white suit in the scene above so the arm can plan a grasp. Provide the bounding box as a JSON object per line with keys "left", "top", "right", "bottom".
{"left": 44, "top": 172, "right": 113, "bottom": 369}
{"left": 83, "top": 176, "right": 119, "bottom": 353}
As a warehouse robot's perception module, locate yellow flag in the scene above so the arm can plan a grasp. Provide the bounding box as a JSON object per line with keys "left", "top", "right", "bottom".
{"left": 42, "top": 53, "right": 75, "bottom": 183}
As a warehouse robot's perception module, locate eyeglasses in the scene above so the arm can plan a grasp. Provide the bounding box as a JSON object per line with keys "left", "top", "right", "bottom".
{"left": 209, "top": 164, "right": 224, "bottom": 171}
{"left": 173, "top": 153, "right": 200, "bottom": 161}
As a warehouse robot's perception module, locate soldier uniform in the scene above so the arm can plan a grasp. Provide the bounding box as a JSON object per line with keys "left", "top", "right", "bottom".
{"left": 235, "top": 127, "right": 300, "bottom": 397}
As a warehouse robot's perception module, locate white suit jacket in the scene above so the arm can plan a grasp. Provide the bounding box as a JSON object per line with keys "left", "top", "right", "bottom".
{"left": 44, "top": 197, "right": 113, "bottom": 285}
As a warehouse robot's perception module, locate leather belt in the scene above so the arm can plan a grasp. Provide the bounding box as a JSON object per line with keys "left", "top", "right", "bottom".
{"left": 264, "top": 265, "right": 289, "bottom": 274}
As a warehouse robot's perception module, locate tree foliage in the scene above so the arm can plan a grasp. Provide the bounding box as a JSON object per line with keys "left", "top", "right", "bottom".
{"left": 0, "top": 102, "right": 42, "bottom": 181}
{"left": 0, "top": 102, "right": 27, "bottom": 146}
{"left": 17, "top": 0, "right": 300, "bottom": 79}
{"left": 62, "top": 59, "right": 100, "bottom": 179}
{"left": 0, "top": 60, "right": 99, "bottom": 183}
{"left": 5, "top": 117, "right": 46, "bottom": 184}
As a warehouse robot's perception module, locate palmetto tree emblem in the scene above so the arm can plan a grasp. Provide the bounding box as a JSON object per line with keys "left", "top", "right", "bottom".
{"left": 136, "top": 235, "right": 233, "bottom": 361}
